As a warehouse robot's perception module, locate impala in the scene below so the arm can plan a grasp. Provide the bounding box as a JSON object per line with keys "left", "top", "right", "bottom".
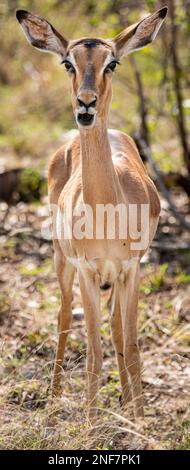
{"left": 16, "top": 6, "right": 167, "bottom": 426}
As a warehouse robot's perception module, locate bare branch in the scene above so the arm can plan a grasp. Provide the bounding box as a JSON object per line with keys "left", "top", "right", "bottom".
{"left": 134, "top": 132, "right": 190, "bottom": 230}
{"left": 130, "top": 56, "right": 149, "bottom": 150}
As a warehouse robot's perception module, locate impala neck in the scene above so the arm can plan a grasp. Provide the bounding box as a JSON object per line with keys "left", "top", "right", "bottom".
{"left": 79, "top": 123, "right": 118, "bottom": 206}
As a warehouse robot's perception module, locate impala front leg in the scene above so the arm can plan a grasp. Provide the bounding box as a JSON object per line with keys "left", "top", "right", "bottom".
{"left": 119, "top": 259, "right": 144, "bottom": 418}
{"left": 51, "top": 243, "right": 75, "bottom": 397}
{"left": 110, "top": 283, "right": 132, "bottom": 407}
{"left": 78, "top": 269, "right": 102, "bottom": 427}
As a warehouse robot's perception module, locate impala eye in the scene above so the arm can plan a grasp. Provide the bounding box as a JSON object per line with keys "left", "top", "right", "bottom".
{"left": 62, "top": 60, "right": 75, "bottom": 73}
{"left": 105, "top": 60, "right": 119, "bottom": 73}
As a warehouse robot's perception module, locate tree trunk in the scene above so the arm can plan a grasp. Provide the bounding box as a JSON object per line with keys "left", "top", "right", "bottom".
{"left": 169, "top": 0, "right": 190, "bottom": 175}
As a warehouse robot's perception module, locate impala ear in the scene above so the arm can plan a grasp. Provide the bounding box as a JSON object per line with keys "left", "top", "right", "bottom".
{"left": 16, "top": 10, "right": 68, "bottom": 58}
{"left": 114, "top": 7, "right": 168, "bottom": 58}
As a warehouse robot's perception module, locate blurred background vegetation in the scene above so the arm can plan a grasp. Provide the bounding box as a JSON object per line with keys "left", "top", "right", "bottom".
{"left": 0, "top": 0, "right": 190, "bottom": 451}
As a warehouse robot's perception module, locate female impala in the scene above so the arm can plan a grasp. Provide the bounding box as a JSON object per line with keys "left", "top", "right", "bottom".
{"left": 16, "top": 7, "right": 167, "bottom": 425}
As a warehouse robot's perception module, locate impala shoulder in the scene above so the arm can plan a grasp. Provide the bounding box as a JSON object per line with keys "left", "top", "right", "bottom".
{"left": 108, "top": 129, "right": 139, "bottom": 159}
{"left": 48, "top": 133, "right": 80, "bottom": 204}
{"left": 49, "top": 134, "right": 80, "bottom": 178}
{"left": 48, "top": 144, "right": 67, "bottom": 179}
{"left": 115, "top": 130, "right": 138, "bottom": 151}
{"left": 145, "top": 176, "right": 161, "bottom": 218}
{"left": 116, "top": 131, "right": 146, "bottom": 168}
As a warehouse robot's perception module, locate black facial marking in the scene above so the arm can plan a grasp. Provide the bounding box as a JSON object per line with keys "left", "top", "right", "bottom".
{"left": 72, "top": 38, "right": 108, "bottom": 48}
{"left": 83, "top": 39, "right": 101, "bottom": 48}
{"left": 82, "top": 64, "right": 95, "bottom": 89}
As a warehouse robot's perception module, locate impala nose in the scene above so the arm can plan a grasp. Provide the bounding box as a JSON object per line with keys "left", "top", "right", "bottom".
{"left": 76, "top": 94, "right": 97, "bottom": 127}
{"left": 77, "top": 96, "right": 97, "bottom": 111}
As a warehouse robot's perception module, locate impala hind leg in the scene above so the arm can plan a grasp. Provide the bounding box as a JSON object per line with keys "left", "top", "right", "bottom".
{"left": 119, "top": 259, "right": 144, "bottom": 418}
{"left": 110, "top": 283, "right": 132, "bottom": 406}
{"left": 78, "top": 270, "right": 102, "bottom": 427}
{"left": 51, "top": 244, "right": 75, "bottom": 397}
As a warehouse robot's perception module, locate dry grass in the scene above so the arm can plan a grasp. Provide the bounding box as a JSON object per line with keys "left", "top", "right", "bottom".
{"left": 0, "top": 202, "right": 190, "bottom": 450}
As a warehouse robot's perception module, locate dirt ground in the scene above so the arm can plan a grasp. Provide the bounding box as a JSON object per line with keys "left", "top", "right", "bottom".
{"left": 0, "top": 190, "right": 190, "bottom": 450}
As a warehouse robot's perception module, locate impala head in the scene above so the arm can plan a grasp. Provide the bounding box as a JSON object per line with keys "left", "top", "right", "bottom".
{"left": 16, "top": 7, "right": 167, "bottom": 129}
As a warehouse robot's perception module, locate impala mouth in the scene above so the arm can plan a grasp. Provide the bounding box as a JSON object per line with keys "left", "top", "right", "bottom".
{"left": 77, "top": 112, "right": 95, "bottom": 127}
